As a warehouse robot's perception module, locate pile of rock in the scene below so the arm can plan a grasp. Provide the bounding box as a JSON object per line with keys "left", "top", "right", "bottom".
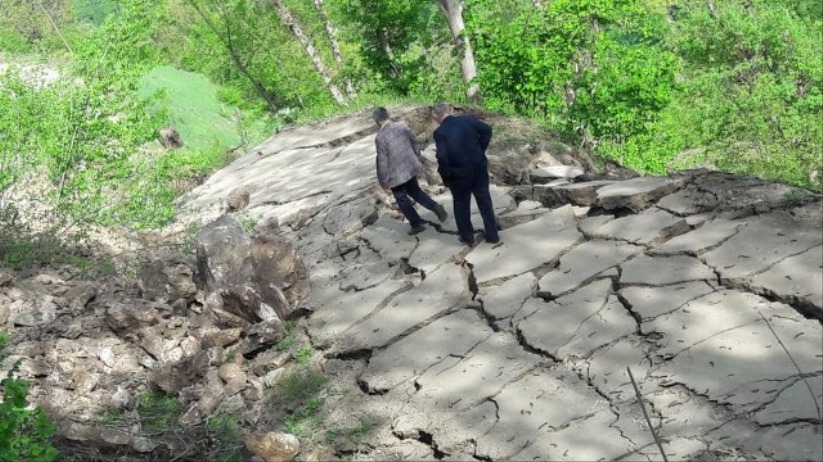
{"left": 0, "top": 214, "right": 309, "bottom": 458}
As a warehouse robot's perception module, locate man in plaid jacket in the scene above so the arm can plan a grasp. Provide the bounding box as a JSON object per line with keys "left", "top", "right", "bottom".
{"left": 374, "top": 107, "right": 448, "bottom": 235}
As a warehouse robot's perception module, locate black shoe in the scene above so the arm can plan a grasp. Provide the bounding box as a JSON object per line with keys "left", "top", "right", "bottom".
{"left": 408, "top": 224, "right": 426, "bottom": 235}
{"left": 434, "top": 204, "right": 448, "bottom": 222}
{"left": 486, "top": 238, "right": 501, "bottom": 245}
{"left": 460, "top": 230, "right": 482, "bottom": 246}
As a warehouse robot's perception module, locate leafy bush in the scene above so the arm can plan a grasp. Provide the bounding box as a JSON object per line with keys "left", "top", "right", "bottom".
{"left": 659, "top": 0, "right": 822, "bottom": 191}
{"left": 0, "top": 333, "right": 59, "bottom": 461}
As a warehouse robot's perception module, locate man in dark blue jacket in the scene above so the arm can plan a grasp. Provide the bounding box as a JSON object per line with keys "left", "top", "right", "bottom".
{"left": 432, "top": 103, "right": 500, "bottom": 245}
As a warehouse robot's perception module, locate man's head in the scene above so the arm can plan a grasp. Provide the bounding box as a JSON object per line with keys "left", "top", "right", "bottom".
{"left": 431, "top": 102, "right": 450, "bottom": 124}
{"left": 373, "top": 107, "right": 390, "bottom": 126}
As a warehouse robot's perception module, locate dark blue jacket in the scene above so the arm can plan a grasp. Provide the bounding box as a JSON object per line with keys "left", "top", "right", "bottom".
{"left": 433, "top": 115, "right": 493, "bottom": 184}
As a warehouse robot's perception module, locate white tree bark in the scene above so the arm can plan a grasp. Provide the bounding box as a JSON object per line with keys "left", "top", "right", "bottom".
{"left": 270, "top": 0, "right": 348, "bottom": 105}
{"left": 436, "top": 0, "right": 480, "bottom": 102}
{"left": 312, "top": 0, "right": 356, "bottom": 97}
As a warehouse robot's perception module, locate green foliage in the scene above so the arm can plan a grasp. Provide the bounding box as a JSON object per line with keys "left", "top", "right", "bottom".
{"left": 467, "top": 0, "right": 677, "bottom": 145}
{"left": 284, "top": 395, "right": 325, "bottom": 438}
{"left": 72, "top": 0, "right": 119, "bottom": 25}
{"left": 274, "top": 336, "right": 296, "bottom": 352}
{"left": 206, "top": 414, "right": 245, "bottom": 462}
{"left": 137, "top": 391, "right": 181, "bottom": 434}
{"left": 274, "top": 368, "right": 327, "bottom": 404}
{"left": 658, "top": 0, "right": 822, "bottom": 190}
{"left": 283, "top": 320, "right": 298, "bottom": 333}
{"left": 295, "top": 344, "right": 314, "bottom": 364}
{"left": 331, "top": 0, "right": 460, "bottom": 98}
{"left": 0, "top": 332, "right": 59, "bottom": 462}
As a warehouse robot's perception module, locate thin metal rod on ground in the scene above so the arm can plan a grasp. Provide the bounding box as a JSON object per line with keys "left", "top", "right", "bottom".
{"left": 757, "top": 309, "right": 822, "bottom": 421}
{"left": 627, "top": 367, "right": 669, "bottom": 462}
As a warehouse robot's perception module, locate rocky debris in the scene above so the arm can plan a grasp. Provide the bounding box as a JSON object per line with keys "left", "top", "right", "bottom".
{"left": 586, "top": 209, "right": 690, "bottom": 245}
{"left": 6, "top": 107, "right": 823, "bottom": 461}
{"left": 169, "top": 110, "right": 823, "bottom": 461}
{"left": 531, "top": 165, "right": 585, "bottom": 183}
{"left": 196, "top": 214, "right": 309, "bottom": 321}
{"left": 595, "top": 176, "right": 685, "bottom": 212}
{"left": 139, "top": 259, "right": 197, "bottom": 303}
{"left": 550, "top": 180, "right": 615, "bottom": 206}
{"left": 227, "top": 186, "right": 251, "bottom": 211}
{"left": 159, "top": 127, "right": 184, "bottom": 149}
{"left": 245, "top": 431, "right": 300, "bottom": 462}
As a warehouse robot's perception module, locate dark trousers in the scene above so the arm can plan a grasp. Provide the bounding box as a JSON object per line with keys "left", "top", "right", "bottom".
{"left": 391, "top": 177, "right": 439, "bottom": 227}
{"left": 449, "top": 168, "right": 499, "bottom": 242}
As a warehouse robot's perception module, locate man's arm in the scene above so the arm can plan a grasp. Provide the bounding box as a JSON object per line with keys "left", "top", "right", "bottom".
{"left": 402, "top": 123, "right": 420, "bottom": 157}
{"left": 473, "top": 117, "right": 493, "bottom": 152}
{"left": 434, "top": 129, "right": 453, "bottom": 186}
{"left": 375, "top": 138, "right": 390, "bottom": 189}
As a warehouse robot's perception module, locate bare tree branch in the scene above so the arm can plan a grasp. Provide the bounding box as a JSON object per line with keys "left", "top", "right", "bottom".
{"left": 436, "top": 0, "right": 480, "bottom": 102}
{"left": 270, "top": 0, "right": 348, "bottom": 105}
{"left": 312, "top": 0, "right": 356, "bottom": 98}
{"left": 185, "top": 0, "right": 281, "bottom": 112}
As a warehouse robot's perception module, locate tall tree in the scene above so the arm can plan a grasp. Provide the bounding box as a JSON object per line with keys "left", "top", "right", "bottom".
{"left": 312, "top": 0, "right": 356, "bottom": 97}
{"left": 186, "top": 0, "right": 281, "bottom": 111}
{"left": 436, "top": 0, "right": 479, "bottom": 102}
{"left": 270, "top": 0, "right": 348, "bottom": 105}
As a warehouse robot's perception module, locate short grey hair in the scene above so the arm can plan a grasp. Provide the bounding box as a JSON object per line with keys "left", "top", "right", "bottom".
{"left": 431, "top": 102, "right": 449, "bottom": 118}
{"left": 372, "top": 107, "right": 390, "bottom": 123}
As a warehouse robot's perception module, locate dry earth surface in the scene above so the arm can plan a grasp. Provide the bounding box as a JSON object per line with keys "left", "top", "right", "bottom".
{"left": 2, "top": 105, "right": 821, "bottom": 461}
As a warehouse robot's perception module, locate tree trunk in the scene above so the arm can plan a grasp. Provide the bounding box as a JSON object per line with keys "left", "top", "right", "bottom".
{"left": 531, "top": 0, "right": 544, "bottom": 9}
{"left": 186, "top": 0, "right": 280, "bottom": 112}
{"left": 376, "top": 28, "right": 401, "bottom": 79}
{"left": 312, "top": 0, "right": 356, "bottom": 97}
{"left": 436, "top": 0, "right": 479, "bottom": 102}
{"left": 271, "top": 0, "right": 348, "bottom": 105}
{"left": 706, "top": 0, "right": 718, "bottom": 18}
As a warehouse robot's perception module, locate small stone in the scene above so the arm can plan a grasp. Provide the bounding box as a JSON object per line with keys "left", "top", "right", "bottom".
{"left": 131, "top": 436, "right": 156, "bottom": 453}
{"left": 179, "top": 404, "right": 203, "bottom": 427}
{"left": 243, "top": 378, "right": 264, "bottom": 402}
{"left": 245, "top": 432, "right": 300, "bottom": 462}
{"left": 110, "top": 386, "right": 130, "bottom": 409}
{"left": 99, "top": 346, "right": 115, "bottom": 368}
{"left": 65, "top": 283, "right": 97, "bottom": 312}
{"left": 0, "top": 269, "right": 13, "bottom": 286}
{"left": 202, "top": 327, "right": 243, "bottom": 348}
{"left": 220, "top": 363, "right": 246, "bottom": 383}
{"left": 263, "top": 369, "right": 285, "bottom": 388}
{"left": 227, "top": 187, "right": 251, "bottom": 211}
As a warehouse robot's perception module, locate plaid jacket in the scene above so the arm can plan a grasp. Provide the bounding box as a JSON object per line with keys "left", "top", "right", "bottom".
{"left": 375, "top": 121, "right": 422, "bottom": 188}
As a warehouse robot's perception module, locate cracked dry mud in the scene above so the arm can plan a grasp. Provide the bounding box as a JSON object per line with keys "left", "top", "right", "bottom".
{"left": 181, "top": 109, "right": 823, "bottom": 461}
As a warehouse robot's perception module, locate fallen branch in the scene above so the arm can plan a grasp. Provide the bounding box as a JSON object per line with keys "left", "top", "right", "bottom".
{"left": 627, "top": 367, "right": 668, "bottom": 462}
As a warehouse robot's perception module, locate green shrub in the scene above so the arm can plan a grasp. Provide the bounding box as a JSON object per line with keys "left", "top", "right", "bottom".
{"left": 0, "top": 333, "right": 59, "bottom": 461}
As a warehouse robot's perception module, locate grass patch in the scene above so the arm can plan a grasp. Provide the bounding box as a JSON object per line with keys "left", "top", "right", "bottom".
{"left": 284, "top": 320, "right": 297, "bottom": 333}
{"left": 138, "top": 66, "right": 243, "bottom": 151}
{"left": 273, "top": 336, "right": 296, "bottom": 353}
{"left": 326, "top": 416, "right": 381, "bottom": 452}
{"left": 137, "top": 392, "right": 181, "bottom": 434}
{"left": 295, "top": 344, "right": 314, "bottom": 365}
{"left": 206, "top": 414, "right": 246, "bottom": 462}
{"left": 284, "top": 395, "right": 326, "bottom": 438}
{"left": 98, "top": 407, "right": 127, "bottom": 426}
{"left": 275, "top": 368, "right": 327, "bottom": 405}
